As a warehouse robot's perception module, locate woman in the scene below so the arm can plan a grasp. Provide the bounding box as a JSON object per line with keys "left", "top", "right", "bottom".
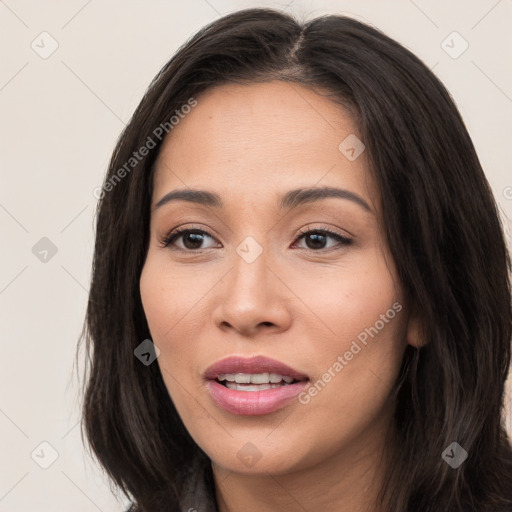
{"left": 79, "top": 8, "right": 512, "bottom": 512}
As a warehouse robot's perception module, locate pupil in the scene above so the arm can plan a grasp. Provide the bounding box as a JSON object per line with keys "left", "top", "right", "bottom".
{"left": 184, "top": 232, "right": 203, "bottom": 249}
{"left": 307, "top": 233, "right": 326, "bottom": 249}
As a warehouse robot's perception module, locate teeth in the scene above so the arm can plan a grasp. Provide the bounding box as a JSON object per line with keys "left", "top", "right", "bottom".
{"left": 225, "top": 382, "right": 286, "bottom": 391}
{"left": 217, "top": 372, "right": 296, "bottom": 385}
{"left": 218, "top": 373, "right": 236, "bottom": 382}
{"left": 250, "top": 372, "right": 269, "bottom": 384}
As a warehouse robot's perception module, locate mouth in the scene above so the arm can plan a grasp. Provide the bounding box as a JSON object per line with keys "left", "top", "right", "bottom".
{"left": 204, "top": 355, "right": 310, "bottom": 415}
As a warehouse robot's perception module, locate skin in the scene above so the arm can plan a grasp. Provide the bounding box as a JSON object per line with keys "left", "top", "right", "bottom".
{"left": 139, "top": 81, "right": 421, "bottom": 512}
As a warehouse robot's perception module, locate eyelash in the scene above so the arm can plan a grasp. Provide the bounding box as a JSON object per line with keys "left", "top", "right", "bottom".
{"left": 159, "top": 225, "right": 353, "bottom": 253}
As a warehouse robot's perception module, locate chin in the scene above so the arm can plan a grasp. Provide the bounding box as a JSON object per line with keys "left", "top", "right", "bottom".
{"left": 200, "top": 429, "right": 323, "bottom": 477}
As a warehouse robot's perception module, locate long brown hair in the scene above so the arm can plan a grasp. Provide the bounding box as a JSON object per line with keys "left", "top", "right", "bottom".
{"left": 78, "top": 8, "right": 512, "bottom": 511}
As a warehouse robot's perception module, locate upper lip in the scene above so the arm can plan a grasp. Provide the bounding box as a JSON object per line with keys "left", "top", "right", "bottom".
{"left": 204, "top": 355, "right": 309, "bottom": 381}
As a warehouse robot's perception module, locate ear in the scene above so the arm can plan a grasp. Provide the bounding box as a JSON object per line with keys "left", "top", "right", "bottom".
{"left": 405, "top": 309, "right": 425, "bottom": 348}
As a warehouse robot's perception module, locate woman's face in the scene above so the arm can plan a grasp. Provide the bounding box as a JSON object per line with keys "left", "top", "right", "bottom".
{"left": 140, "top": 81, "right": 417, "bottom": 475}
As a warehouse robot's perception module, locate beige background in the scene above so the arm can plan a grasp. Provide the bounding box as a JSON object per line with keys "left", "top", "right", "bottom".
{"left": 1, "top": 1, "right": 511, "bottom": 510}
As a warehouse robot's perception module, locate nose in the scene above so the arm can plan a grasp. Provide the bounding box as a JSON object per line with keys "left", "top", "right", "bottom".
{"left": 212, "top": 246, "right": 292, "bottom": 337}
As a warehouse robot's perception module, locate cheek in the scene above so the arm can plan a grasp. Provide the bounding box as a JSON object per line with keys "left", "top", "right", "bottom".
{"left": 297, "top": 249, "right": 403, "bottom": 350}
{"left": 139, "top": 254, "right": 209, "bottom": 349}
{"left": 296, "top": 250, "right": 406, "bottom": 408}
{"left": 139, "top": 256, "right": 211, "bottom": 403}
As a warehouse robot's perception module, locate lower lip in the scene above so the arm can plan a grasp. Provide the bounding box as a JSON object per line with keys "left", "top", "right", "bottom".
{"left": 206, "top": 379, "right": 309, "bottom": 415}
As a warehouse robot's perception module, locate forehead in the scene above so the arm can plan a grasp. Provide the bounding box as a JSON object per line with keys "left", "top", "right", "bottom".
{"left": 152, "top": 81, "right": 375, "bottom": 208}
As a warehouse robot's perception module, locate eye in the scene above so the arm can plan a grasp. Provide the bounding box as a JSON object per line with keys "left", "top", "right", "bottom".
{"left": 292, "top": 226, "right": 353, "bottom": 251}
{"left": 160, "top": 227, "right": 219, "bottom": 251}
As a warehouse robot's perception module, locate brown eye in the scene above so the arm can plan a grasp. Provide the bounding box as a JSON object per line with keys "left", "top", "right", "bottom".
{"left": 294, "top": 228, "right": 353, "bottom": 251}
{"left": 162, "top": 228, "right": 219, "bottom": 251}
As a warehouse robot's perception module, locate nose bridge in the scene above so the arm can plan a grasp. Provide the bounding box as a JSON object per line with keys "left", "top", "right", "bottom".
{"left": 230, "top": 234, "right": 272, "bottom": 302}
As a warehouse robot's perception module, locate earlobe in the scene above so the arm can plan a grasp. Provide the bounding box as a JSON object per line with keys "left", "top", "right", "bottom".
{"left": 406, "top": 312, "right": 425, "bottom": 348}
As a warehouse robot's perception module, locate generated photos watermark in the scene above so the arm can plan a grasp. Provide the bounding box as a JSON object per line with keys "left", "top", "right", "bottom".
{"left": 298, "top": 301, "right": 403, "bottom": 405}
{"left": 93, "top": 97, "right": 198, "bottom": 200}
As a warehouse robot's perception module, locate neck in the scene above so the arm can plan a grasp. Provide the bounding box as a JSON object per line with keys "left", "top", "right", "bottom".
{"left": 212, "top": 419, "right": 394, "bottom": 512}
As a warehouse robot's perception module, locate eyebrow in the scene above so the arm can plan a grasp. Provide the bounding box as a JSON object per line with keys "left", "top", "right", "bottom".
{"left": 154, "top": 186, "right": 371, "bottom": 212}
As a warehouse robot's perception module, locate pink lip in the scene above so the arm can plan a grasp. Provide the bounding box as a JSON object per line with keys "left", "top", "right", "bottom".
{"left": 204, "top": 355, "right": 309, "bottom": 380}
{"left": 204, "top": 355, "right": 309, "bottom": 416}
